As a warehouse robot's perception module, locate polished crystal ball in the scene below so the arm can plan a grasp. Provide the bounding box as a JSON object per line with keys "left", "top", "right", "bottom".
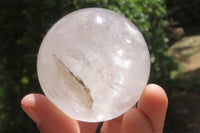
{"left": 37, "top": 8, "right": 150, "bottom": 122}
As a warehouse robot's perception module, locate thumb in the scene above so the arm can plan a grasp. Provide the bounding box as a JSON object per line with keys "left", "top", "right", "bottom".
{"left": 21, "top": 93, "right": 80, "bottom": 133}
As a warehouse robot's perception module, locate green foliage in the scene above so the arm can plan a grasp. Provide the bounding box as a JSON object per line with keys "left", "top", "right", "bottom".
{"left": 0, "top": 0, "right": 174, "bottom": 132}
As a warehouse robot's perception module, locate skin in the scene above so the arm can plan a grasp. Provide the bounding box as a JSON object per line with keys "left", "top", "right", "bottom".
{"left": 21, "top": 84, "right": 168, "bottom": 133}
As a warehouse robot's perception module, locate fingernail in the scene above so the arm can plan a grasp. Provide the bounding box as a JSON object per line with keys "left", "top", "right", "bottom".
{"left": 23, "top": 107, "right": 41, "bottom": 126}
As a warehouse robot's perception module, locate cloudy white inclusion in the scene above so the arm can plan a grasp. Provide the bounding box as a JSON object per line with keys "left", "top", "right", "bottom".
{"left": 124, "top": 21, "right": 139, "bottom": 36}
{"left": 96, "top": 16, "right": 103, "bottom": 24}
{"left": 125, "top": 38, "right": 132, "bottom": 44}
{"left": 117, "top": 49, "right": 123, "bottom": 56}
{"left": 118, "top": 72, "right": 125, "bottom": 85}
{"left": 113, "top": 56, "right": 131, "bottom": 69}
{"left": 115, "top": 49, "right": 131, "bottom": 69}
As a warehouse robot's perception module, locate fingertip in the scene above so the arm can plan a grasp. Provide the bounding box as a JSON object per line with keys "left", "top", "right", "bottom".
{"left": 147, "top": 84, "right": 168, "bottom": 102}
{"left": 21, "top": 94, "right": 37, "bottom": 107}
{"left": 21, "top": 94, "right": 33, "bottom": 106}
{"left": 141, "top": 84, "right": 168, "bottom": 110}
{"left": 138, "top": 83, "right": 168, "bottom": 133}
{"left": 21, "top": 93, "right": 47, "bottom": 109}
{"left": 21, "top": 94, "right": 42, "bottom": 125}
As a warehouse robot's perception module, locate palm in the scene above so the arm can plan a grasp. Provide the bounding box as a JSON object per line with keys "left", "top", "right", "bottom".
{"left": 21, "top": 84, "right": 168, "bottom": 133}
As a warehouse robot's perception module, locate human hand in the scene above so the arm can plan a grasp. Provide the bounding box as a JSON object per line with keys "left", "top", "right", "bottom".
{"left": 21, "top": 84, "right": 168, "bottom": 133}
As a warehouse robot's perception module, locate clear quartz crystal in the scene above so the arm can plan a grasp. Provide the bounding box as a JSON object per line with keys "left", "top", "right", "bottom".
{"left": 37, "top": 8, "right": 150, "bottom": 122}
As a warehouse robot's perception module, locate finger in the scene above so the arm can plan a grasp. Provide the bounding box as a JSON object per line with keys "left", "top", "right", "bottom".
{"left": 122, "top": 108, "right": 153, "bottom": 133}
{"left": 100, "top": 88, "right": 144, "bottom": 133}
{"left": 138, "top": 84, "right": 168, "bottom": 133}
{"left": 101, "top": 115, "right": 124, "bottom": 133}
{"left": 21, "top": 94, "right": 80, "bottom": 133}
{"left": 78, "top": 121, "right": 98, "bottom": 133}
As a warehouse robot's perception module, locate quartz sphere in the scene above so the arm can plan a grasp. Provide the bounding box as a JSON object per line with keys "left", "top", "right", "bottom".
{"left": 37, "top": 8, "right": 150, "bottom": 122}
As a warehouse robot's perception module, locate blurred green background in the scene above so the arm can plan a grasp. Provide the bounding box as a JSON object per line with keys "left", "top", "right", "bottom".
{"left": 0, "top": 0, "right": 199, "bottom": 132}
